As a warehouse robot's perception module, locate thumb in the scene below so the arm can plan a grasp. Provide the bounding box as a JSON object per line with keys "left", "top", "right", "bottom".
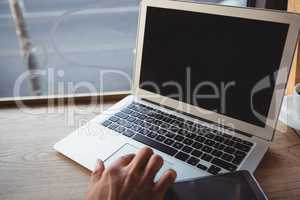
{"left": 90, "top": 159, "right": 105, "bottom": 184}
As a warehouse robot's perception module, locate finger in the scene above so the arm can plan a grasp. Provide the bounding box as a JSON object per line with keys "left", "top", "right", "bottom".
{"left": 155, "top": 169, "right": 177, "bottom": 196}
{"left": 142, "top": 154, "right": 164, "bottom": 183}
{"left": 110, "top": 154, "right": 135, "bottom": 168}
{"left": 103, "top": 165, "right": 123, "bottom": 200}
{"left": 120, "top": 148, "right": 154, "bottom": 199}
{"left": 90, "top": 159, "right": 105, "bottom": 184}
{"left": 128, "top": 147, "right": 153, "bottom": 173}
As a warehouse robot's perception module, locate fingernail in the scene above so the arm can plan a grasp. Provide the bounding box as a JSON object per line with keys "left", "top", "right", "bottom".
{"left": 94, "top": 159, "right": 102, "bottom": 172}
{"left": 170, "top": 169, "right": 177, "bottom": 179}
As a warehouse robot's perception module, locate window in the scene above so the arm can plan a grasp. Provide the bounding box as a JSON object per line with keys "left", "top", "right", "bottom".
{"left": 0, "top": 0, "right": 247, "bottom": 99}
{"left": 0, "top": 0, "right": 139, "bottom": 98}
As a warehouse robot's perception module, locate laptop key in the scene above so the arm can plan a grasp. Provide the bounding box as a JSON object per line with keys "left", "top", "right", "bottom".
{"left": 174, "top": 135, "right": 184, "bottom": 142}
{"left": 156, "top": 135, "right": 166, "bottom": 142}
{"left": 214, "top": 136, "right": 224, "bottom": 142}
{"left": 122, "top": 108, "right": 132, "bottom": 114}
{"left": 186, "top": 125, "right": 197, "bottom": 133}
{"left": 185, "top": 132, "right": 197, "bottom": 139}
{"left": 224, "top": 147, "right": 235, "bottom": 154}
{"left": 131, "top": 125, "right": 141, "bottom": 132}
{"left": 195, "top": 136, "right": 205, "bottom": 143}
{"left": 232, "top": 156, "right": 244, "bottom": 165}
{"left": 206, "top": 133, "right": 215, "bottom": 139}
{"left": 138, "top": 108, "right": 147, "bottom": 114}
{"left": 135, "top": 119, "right": 143, "bottom": 125}
{"left": 127, "top": 103, "right": 136, "bottom": 109}
{"left": 131, "top": 111, "right": 140, "bottom": 117}
{"left": 234, "top": 143, "right": 251, "bottom": 152}
{"left": 196, "top": 128, "right": 205, "bottom": 135}
{"left": 154, "top": 120, "right": 163, "bottom": 126}
{"left": 115, "top": 126, "right": 126, "bottom": 133}
{"left": 182, "top": 146, "right": 193, "bottom": 153}
{"left": 147, "top": 111, "right": 156, "bottom": 117}
{"left": 201, "top": 153, "right": 213, "bottom": 162}
{"left": 165, "top": 131, "right": 176, "bottom": 138}
{"left": 197, "top": 163, "right": 208, "bottom": 171}
{"left": 212, "top": 150, "right": 223, "bottom": 157}
{"left": 164, "top": 139, "right": 175, "bottom": 145}
{"left": 187, "top": 157, "right": 200, "bottom": 166}
{"left": 149, "top": 125, "right": 160, "bottom": 131}
{"left": 138, "top": 128, "right": 148, "bottom": 135}
{"left": 117, "top": 119, "right": 127, "bottom": 126}
{"left": 224, "top": 139, "right": 234, "bottom": 146}
{"left": 214, "top": 143, "right": 225, "bottom": 150}
{"left": 183, "top": 138, "right": 193, "bottom": 145}
{"left": 123, "top": 130, "right": 135, "bottom": 137}
{"left": 222, "top": 153, "right": 234, "bottom": 162}
{"left": 202, "top": 146, "right": 213, "bottom": 153}
{"left": 163, "top": 117, "right": 172, "bottom": 123}
{"left": 234, "top": 150, "right": 247, "bottom": 158}
{"left": 173, "top": 142, "right": 184, "bottom": 150}
{"left": 133, "top": 134, "right": 178, "bottom": 156}
{"left": 232, "top": 137, "right": 242, "bottom": 142}
{"left": 146, "top": 117, "right": 155, "bottom": 123}
{"left": 116, "top": 112, "right": 128, "bottom": 119}
{"left": 191, "top": 149, "right": 202, "bottom": 157}
{"left": 147, "top": 132, "right": 158, "bottom": 138}
{"left": 154, "top": 114, "right": 164, "bottom": 120}
{"left": 102, "top": 120, "right": 112, "bottom": 127}
{"left": 186, "top": 120, "right": 195, "bottom": 126}
{"left": 208, "top": 165, "right": 221, "bottom": 175}
{"left": 139, "top": 114, "right": 147, "bottom": 120}
{"left": 158, "top": 128, "right": 167, "bottom": 135}
{"left": 124, "top": 122, "right": 133, "bottom": 129}
{"left": 108, "top": 123, "right": 118, "bottom": 130}
{"left": 178, "top": 129, "right": 187, "bottom": 135}
{"left": 192, "top": 142, "right": 202, "bottom": 149}
{"left": 175, "top": 152, "right": 190, "bottom": 162}
{"left": 108, "top": 116, "right": 119, "bottom": 122}
{"left": 139, "top": 122, "right": 147, "bottom": 129}
{"left": 212, "top": 158, "right": 237, "bottom": 171}
{"left": 161, "top": 123, "right": 171, "bottom": 129}
{"left": 172, "top": 120, "right": 184, "bottom": 128}
{"left": 127, "top": 117, "right": 136, "bottom": 122}
{"left": 170, "top": 126, "right": 180, "bottom": 133}
{"left": 204, "top": 139, "right": 215, "bottom": 146}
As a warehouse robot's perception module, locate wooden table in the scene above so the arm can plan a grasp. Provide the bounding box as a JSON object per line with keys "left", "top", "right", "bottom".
{"left": 0, "top": 98, "right": 300, "bottom": 200}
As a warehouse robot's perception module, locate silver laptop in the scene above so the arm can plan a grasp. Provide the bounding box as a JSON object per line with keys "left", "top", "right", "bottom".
{"left": 54, "top": 0, "right": 300, "bottom": 180}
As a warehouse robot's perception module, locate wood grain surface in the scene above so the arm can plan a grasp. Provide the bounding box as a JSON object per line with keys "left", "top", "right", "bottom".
{"left": 0, "top": 99, "right": 300, "bottom": 200}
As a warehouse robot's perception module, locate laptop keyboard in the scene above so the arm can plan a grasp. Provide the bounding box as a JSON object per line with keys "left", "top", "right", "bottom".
{"left": 101, "top": 102, "right": 254, "bottom": 175}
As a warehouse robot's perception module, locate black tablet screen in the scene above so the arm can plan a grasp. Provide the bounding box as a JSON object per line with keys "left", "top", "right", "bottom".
{"left": 165, "top": 171, "right": 266, "bottom": 200}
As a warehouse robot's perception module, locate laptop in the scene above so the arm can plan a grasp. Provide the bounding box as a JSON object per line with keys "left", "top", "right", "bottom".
{"left": 54, "top": 0, "right": 300, "bottom": 179}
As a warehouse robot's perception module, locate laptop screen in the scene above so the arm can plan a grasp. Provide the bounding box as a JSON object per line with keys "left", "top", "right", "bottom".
{"left": 139, "top": 6, "right": 289, "bottom": 127}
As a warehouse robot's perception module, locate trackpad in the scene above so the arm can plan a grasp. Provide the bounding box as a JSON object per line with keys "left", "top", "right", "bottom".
{"left": 104, "top": 144, "right": 174, "bottom": 181}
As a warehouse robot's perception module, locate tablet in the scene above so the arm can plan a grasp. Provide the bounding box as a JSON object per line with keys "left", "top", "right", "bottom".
{"left": 165, "top": 171, "right": 268, "bottom": 200}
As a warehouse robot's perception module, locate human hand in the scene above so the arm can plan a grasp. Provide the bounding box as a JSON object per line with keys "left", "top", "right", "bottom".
{"left": 86, "top": 147, "right": 177, "bottom": 200}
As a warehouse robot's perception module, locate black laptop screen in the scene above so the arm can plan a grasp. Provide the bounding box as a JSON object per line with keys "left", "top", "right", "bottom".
{"left": 139, "top": 6, "right": 289, "bottom": 127}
